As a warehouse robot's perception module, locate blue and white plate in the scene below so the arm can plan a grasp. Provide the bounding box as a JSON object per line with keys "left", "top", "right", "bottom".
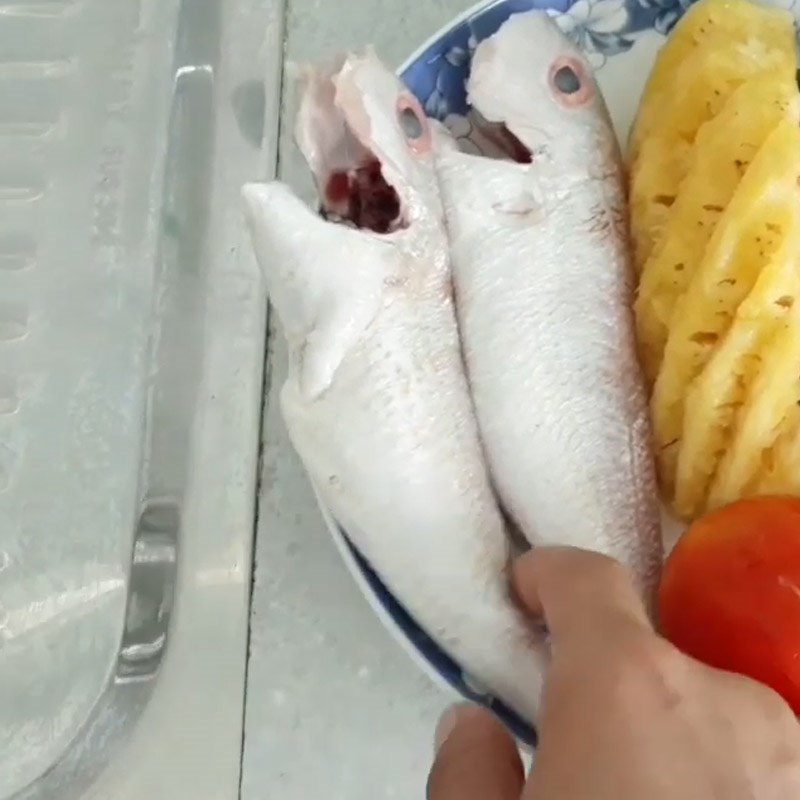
{"left": 322, "top": 0, "right": 795, "bottom": 747}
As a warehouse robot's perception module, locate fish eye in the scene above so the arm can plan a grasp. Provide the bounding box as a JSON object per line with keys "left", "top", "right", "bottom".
{"left": 399, "top": 105, "right": 424, "bottom": 139}
{"left": 548, "top": 58, "right": 594, "bottom": 107}
{"left": 396, "top": 95, "right": 432, "bottom": 154}
{"left": 553, "top": 64, "right": 581, "bottom": 94}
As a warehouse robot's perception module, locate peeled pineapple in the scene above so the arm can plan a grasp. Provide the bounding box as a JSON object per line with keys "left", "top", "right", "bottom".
{"left": 630, "top": 0, "right": 796, "bottom": 156}
{"left": 634, "top": 75, "right": 799, "bottom": 382}
{"left": 675, "top": 211, "right": 800, "bottom": 518}
{"left": 754, "top": 407, "right": 800, "bottom": 496}
{"left": 652, "top": 119, "right": 800, "bottom": 493}
{"left": 708, "top": 313, "right": 800, "bottom": 509}
{"left": 629, "top": 0, "right": 796, "bottom": 272}
{"left": 631, "top": 0, "right": 800, "bottom": 519}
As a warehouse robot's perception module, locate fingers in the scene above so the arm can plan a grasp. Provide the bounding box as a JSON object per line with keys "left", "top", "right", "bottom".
{"left": 512, "top": 547, "right": 652, "bottom": 646}
{"left": 427, "top": 704, "right": 524, "bottom": 800}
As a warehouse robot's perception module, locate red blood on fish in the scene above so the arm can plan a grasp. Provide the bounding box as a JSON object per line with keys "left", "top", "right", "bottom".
{"left": 324, "top": 158, "right": 402, "bottom": 233}
{"left": 507, "top": 135, "right": 533, "bottom": 164}
{"left": 326, "top": 171, "right": 350, "bottom": 204}
{"left": 365, "top": 159, "right": 383, "bottom": 180}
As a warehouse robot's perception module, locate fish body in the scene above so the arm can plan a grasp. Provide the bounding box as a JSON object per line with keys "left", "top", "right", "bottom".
{"left": 435, "top": 12, "right": 662, "bottom": 594}
{"left": 243, "top": 53, "right": 547, "bottom": 723}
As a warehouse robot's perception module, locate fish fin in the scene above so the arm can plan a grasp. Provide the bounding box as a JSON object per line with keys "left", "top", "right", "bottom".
{"left": 242, "top": 181, "right": 389, "bottom": 398}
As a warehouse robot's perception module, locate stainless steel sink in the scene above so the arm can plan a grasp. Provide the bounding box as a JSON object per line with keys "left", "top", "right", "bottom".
{"left": 0, "top": 0, "right": 272, "bottom": 796}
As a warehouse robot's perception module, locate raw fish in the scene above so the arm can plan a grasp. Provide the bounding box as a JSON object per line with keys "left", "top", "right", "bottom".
{"left": 434, "top": 12, "right": 662, "bottom": 595}
{"left": 243, "top": 52, "right": 547, "bottom": 723}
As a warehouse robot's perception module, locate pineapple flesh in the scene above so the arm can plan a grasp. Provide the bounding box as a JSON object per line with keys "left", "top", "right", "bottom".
{"left": 634, "top": 76, "right": 799, "bottom": 383}
{"left": 630, "top": 0, "right": 796, "bottom": 156}
{"left": 630, "top": 0, "right": 800, "bottom": 519}
{"left": 629, "top": 0, "right": 796, "bottom": 272}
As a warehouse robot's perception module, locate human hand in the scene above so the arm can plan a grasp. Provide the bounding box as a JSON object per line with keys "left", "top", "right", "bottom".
{"left": 427, "top": 547, "right": 800, "bottom": 799}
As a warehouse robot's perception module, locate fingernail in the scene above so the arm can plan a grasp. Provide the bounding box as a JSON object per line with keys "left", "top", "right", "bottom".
{"left": 434, "top": 703, "right": 464, "bottom": 752}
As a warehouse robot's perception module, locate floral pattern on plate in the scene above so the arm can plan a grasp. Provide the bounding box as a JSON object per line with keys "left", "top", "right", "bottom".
{"left": 401, "top": 0, "right": 711, "bottom": 121}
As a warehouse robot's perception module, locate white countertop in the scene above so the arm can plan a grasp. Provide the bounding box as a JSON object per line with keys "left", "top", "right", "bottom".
{"left": 241, "top": 1, "right": 475, "bottom": 797}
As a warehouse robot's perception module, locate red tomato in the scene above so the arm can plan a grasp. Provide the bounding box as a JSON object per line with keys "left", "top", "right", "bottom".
{"left": 659, "top": 496, "right": 800, "bottom": 713}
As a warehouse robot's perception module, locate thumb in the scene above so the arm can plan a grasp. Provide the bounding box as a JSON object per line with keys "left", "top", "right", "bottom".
{"left": 427, "top": 704, "right": 524, "bottom": 800}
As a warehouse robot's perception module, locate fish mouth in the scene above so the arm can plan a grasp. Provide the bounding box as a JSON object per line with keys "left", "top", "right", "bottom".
{"left": 295, "top": 56, "right": 409, "bottom": 234}
{"left": 459, "top": 109, "right": 533, "bottom": 164}
{"left": 320, "top": 157, "right": 403, "bottom": 233}
{"left": 445, "top": 106, "right": 534, "bottom": 164}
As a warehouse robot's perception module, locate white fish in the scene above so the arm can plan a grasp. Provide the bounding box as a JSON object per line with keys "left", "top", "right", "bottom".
{"left": 434, "top": 11, "right": 662, "bottom": 595}
{"left": 242, "top": 52, "right": 547, "bottom": 724}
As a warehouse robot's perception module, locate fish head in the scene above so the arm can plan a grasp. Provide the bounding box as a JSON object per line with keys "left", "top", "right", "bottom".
{"left": 296, "top": 49, "right": 437, "bottom": 233}
{"left": 467, "top": 11, "right": 619, "bottom": 173}
{"left": 243, "top": 52, "right": 445, "bottom": 399}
